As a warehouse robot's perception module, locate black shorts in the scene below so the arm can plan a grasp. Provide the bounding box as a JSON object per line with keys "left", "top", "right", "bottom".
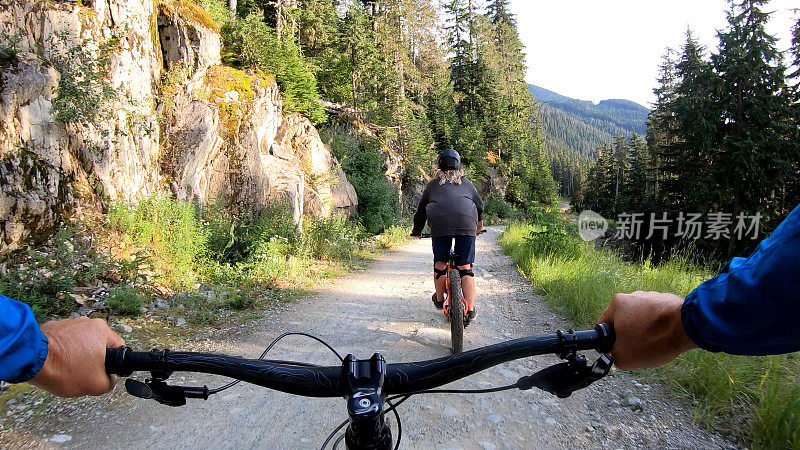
{"left": 432, "top": 235, "right": 476, "bottom": 266}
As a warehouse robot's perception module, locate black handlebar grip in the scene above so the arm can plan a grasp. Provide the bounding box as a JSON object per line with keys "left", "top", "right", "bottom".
{"left": 594, "top": 323, "right": 615, "bottom": 354}
{"left": 106, "top": 346, "right": 133, "bottom": 377}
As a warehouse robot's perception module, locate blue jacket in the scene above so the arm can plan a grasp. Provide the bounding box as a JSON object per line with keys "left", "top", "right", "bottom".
{"left": 682, "top": 203, "right": 800, "bottom": 355}
{"left": 0, "top": 295, "right": 49, "bottom": 383}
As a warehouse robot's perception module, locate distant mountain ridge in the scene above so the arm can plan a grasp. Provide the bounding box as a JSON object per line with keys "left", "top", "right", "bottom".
{"left": 529, "top": 84, "right": 649, "bottom": 159}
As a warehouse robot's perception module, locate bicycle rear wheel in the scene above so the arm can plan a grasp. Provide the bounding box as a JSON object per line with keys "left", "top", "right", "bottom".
{"left": 448, "top": 268, "right": 465, "bottom": 354}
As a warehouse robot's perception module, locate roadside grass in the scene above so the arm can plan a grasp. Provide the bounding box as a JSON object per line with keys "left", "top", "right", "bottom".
{"left": 2, "top": 195, "right": 403, "bottom": 327}
{"left": 499, "top": 218, "right": 800, "bottom": 448}
{"left": 0, "top": 227, "right": 114, "bottom": 321}
{"left": 108, "top": 196, "right": 367, "bottom": 299}
{"left": 374, "top": 224, "right": 412, "bottom": 250}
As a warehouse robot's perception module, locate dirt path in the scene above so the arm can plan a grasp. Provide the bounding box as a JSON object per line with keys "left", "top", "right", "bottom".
{"left": 1, "top": 228, "right": 734, "bottom": 449}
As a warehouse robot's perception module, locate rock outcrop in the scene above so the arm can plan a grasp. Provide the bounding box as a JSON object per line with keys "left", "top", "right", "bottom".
{"left": 0, "top": 0, "right": 356, "bottom": 255}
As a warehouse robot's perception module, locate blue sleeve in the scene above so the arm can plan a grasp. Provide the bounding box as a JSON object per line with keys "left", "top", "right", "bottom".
{"left": 681, "top": 204, "right": 800, "bottom": 355}
{"left": 0, "top": 295, "right": 49, "bottom": 383}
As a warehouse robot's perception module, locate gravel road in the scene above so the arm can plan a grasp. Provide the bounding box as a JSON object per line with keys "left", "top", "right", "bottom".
{"left": 1, "top": 227, "right": 736, "bottom": 449}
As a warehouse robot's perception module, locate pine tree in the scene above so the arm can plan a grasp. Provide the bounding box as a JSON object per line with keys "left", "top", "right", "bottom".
{"left": 787, "top": 14, "right": 800, "bottom": 91}
{"left": 658, "top": 30, "right": 718, "bottom": 214}
{"left": 483, "top": 0, "right": 530, "bottom": 160}
{"left": 338, "top": 2, "right": 380, "bottom": 109}
{"left": 786, "top": 17, "right": 800, "bottom": 207}
{"left": 646, "top": 48, "right": 679, "bottom": 205}
{"left": 623, "top": 133, "right": 650, "bottom": 212}
{"left": 585, "top": 144, "right": 616, "bottom": 216}
{"left": 712, "top": 0, "right": 797, "bottom": 228}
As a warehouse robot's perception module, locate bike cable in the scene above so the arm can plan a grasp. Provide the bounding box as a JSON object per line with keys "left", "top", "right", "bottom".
{"left": 320, "top": 420, "right": 348, "bottom": 450}
{"left": 208, "top": 332, "right": 345, "bottom": 394}
{"left": 385, "top": 397, "right": 403, "bottom": 450}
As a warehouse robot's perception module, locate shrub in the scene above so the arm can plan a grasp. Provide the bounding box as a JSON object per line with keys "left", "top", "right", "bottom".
{"left": 321, "top": 127, "right": 400, "bottom": 234}
{"left": 205, "top": 199, "right": 299, "bottom": 264}
{"left": 301, "top": 213, "right": 359, "bottom": 261}
{"left": 0, "top": 32, "right": 23, "bottom": 64}
{"left": 375, "top": 224, "right": 411, "bottom": 249}
{"left": 0, "top": 282, "right": 64, "bottom": 323}
{"left": 224, "top": 291, "right": 256, "bottom": 310}
{"left": 107, "top": 285, "right": 143, "bottom": 316}
{"left": 109, "top": 197, "right": 206, "bottom": 289}
{"left": 483, "top": 192, "right": 520, "bottom": 223}
{"left": 193, "top": 0, "right": 229, "bottom": 26}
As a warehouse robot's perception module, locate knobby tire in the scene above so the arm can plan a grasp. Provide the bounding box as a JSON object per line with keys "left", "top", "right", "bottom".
{"left": 448, "top": 267, "right": 465, "bottom": 354}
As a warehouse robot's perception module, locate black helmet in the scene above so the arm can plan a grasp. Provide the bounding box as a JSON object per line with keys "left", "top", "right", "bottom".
{"left": 438, "top": 148, "right": 461, "bottom": 170}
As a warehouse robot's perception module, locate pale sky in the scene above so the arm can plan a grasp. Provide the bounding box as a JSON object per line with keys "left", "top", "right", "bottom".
{"left": 508, "top": 0, "right": 799, "bottom": 107}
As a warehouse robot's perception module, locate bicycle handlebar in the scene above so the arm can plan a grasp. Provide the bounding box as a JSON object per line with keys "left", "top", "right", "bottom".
{"left": 106, "top": 324, "right": 614, "bottom": 398}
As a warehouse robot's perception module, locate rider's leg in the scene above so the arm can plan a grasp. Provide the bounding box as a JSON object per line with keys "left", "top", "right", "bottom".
{"left": 457, "top": 264, "right": 475, "bottom": 311}
{"left": 453, "top": 235, "right": 477, "bottom": 312}
{"left": 434, "top": 261, "right": 447, "bottom": 301}
{"left": 431, "top": 236, "right": 453, "bottom": 303}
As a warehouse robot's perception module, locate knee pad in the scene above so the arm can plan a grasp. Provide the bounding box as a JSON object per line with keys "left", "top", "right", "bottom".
{"left": 458, "top": 265, "right": 474, "bottom": 278}
{"left": 434, "top": 267, "right": 447, "bottom": 279}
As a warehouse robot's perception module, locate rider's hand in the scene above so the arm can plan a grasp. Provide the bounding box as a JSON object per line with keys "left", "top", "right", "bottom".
{"left": 598, "top": 291, "right": 696, "bottom": 370}
{"left": 30, "top": 317, "right": 125, "bottom": 397}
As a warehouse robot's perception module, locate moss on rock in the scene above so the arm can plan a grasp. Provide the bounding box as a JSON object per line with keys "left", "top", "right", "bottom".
{"left": 202, "top": 66, "right": 275, "bottom": 142}
{"left": 158, "top": 0, "right": 219, "bottom": 31}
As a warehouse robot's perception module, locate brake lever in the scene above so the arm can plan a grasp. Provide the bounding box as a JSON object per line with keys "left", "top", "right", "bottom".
{"left": 516, "top": 353, "right": 613, "bottom": 398}
{"left": 125, "top": 378, "right": 210, "bottom": 407}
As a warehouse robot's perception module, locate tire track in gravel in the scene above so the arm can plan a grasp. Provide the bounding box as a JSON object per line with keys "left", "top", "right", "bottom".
{"left": 1, "top": 227, "right": 736, "bottom": 449}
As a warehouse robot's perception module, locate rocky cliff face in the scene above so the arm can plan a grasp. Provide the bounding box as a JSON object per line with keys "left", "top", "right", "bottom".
{"left": 0, "top": 0, "right": 356, "bottom": 255}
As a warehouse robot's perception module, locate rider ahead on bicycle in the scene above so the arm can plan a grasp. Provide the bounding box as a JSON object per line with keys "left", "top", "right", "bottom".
{"left": 411, "top": 149, "right": 484, "bottom": 320}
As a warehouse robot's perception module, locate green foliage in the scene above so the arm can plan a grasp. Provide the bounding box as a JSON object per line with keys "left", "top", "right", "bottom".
{"left": 222, "top": 14, "right": 325, "bottom": 124}
{"left": 204, "top": 199, "right": 299, "bottom": 264}
{"left": 110, "top": 196, "right": 364, "bottom": 292}
{"left": 499, "top": 220, "right": 709, "bottom": 326}
{"left": 223, "top": 291, "right": 256, "bottom": 310}
{"left": 500, "top": 218, "right": 799, "bottom": 446}
{"left": 531, "top": 84, "right": 649, "bottom": 157}
{"left": 482, "top": 192, "right": 520, "bottom": 223}
{"left": 440, "top": 0, "right": 556, "bottom": 209}
{"left": 583, "top": 2, "right": 800, "bottom": 260}
{"left": 374, "top": 224, "right": 412, "bottom": 250}
{"left": 193, "top": 0, "right": 230, "bottom": 26}
{"left": 0, "top": 228, "right": 109, "bottom": 321}
{"left": 523, "top": 209, "right": 583, "bottom": 261}
{"left": 0, "top": 31, "right": 23, "bottom": 64}
{"left": 664, "top": 351, "right": 800, "bottom": 447}
{"left": 322, "top": 127, "right": 400, "bottom": 234}
{"left": 49, "top": 32, "right": 117, "bottom": 128}
{"left": 106, "top": 285, "right": 143, "bottom": 316}
{"left": 109, "top": 197, "right": 207, "bottom": 289}
{"left": 300, "top": 213, "right": 359, "bottom": 261}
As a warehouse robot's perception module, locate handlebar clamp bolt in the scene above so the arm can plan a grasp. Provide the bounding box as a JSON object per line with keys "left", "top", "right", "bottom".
{"left": 358, "top": 398, "right": 372, "bottom": 408}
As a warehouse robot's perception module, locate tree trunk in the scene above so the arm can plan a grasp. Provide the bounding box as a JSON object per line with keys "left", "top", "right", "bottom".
{"left": 275, "top": 0, "right": 284, "bottom": 39}
{"left": 276, "top": 0, "right": 298, "bottom": 40}
{"left": 228, "top": 0, "right": 236, "bottom": 21}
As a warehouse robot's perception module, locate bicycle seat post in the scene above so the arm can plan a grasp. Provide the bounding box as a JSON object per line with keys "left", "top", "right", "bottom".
{"left": 343, "top": 353, "right": 392, "bottom": 450}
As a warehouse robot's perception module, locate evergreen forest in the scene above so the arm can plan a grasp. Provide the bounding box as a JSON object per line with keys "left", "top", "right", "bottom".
{"left": 211, "top": 0, "right": 557, "bottom": 231}
{"left": 575, "top": 0, "right": 800, "bottom": 259}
